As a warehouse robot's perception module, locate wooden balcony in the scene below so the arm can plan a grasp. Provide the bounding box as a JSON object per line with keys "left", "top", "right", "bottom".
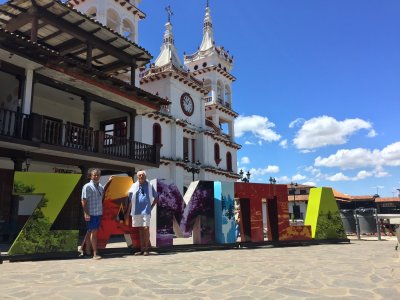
{"left": 0, "top": 109, "right": 159, "bottom": 165}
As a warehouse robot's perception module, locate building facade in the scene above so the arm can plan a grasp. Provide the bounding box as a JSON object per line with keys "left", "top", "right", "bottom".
{"left": 71, "top": 1, "right": 241, "bottom": 193}
{"left": 0, "top": 0, "right": 166, "bottom": 239}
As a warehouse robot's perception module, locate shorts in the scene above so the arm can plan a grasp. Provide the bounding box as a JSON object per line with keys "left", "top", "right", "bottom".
{"left": 86, "top": 215, "right": 102, "bottom": 231}
{"left": 132, "top": 214, "right": 151, "bottom": 227}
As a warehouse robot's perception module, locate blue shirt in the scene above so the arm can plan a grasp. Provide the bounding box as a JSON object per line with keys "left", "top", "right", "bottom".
{"left": 134, "top": 181, "right": 158, "bottom": 215}
{"left": 81, "top": 180, "right": 103, "bottom": 216}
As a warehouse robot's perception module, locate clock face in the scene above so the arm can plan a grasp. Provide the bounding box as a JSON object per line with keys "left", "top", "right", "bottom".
{"left": 180, "top": 93, "right": 194, "bottom": 116}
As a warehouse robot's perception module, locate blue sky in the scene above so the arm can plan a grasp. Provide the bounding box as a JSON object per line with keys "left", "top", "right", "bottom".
{"left": 2, "top": 1, "right": 399, "bottom": 197}
{"left": 137, "top": 0, "right": 400, "bottom": 197}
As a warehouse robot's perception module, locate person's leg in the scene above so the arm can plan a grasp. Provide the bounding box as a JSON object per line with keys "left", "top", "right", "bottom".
{"left": 91, "top": 229, "right": 98, "bottom": 257}
{"left": 143, "top": 226, "right": 150, "bottom": 255}
{"left": 85, "top": 231, "right": 91, "bottom": 255}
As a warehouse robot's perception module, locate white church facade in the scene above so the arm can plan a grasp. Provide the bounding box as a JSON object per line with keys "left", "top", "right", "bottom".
{"left": 70, "top": 0, "right": 241, "bottom": 193}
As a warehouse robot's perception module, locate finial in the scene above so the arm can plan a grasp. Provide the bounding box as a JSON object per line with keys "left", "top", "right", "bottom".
{"left": 165, "top": 5, "right": 173, "bottom": 22}
{"left": 206, "top": 0, "right": 209, "bottom": 7}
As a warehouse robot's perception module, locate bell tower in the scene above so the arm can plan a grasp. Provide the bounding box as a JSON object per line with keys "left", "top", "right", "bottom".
{"left": 184, "top": 2, "right": 236, "bottom": 143}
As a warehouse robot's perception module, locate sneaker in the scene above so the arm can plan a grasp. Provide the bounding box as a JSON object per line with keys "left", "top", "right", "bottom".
{"left": 134, "top": 251, "right": 143, "bottom": 256}
{"left": 92, "top": 255, "right": 102, "bottom": 260}
{"left": 143, "top": 251, "right": 149, "bottom": 256}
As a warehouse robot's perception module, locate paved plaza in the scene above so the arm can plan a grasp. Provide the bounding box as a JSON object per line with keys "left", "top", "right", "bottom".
{"left": 0, "top": 237, "right": 399, "bottom": 299}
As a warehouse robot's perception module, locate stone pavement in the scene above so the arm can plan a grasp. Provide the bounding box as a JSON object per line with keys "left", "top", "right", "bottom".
{"left": 0, "top": 238, "right": 399, "bottom": 299}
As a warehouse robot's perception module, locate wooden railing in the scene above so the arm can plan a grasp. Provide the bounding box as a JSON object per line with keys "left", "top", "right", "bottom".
{"left": 0, "top": 109, "right": 159, "bottom": 164}
{"left": 103, "top": 134, "right": 157, "bottom": 162}
{"left": 42, "top": 119, "right": 95, "bottom": 151}
{"left": 0, "top": 109, "right": 29, "bottom": 139}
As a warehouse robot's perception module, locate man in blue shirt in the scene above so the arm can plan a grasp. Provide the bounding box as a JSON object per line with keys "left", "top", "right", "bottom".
{"left": 126, "top": 170, "right": 158, "bottom": 256}
{"left": 81, "top": 168, "right": 104, "bottom": 260}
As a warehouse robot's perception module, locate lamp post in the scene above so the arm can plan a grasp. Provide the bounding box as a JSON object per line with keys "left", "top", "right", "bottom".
{"left": 24, "top": 157, "right": 32, "bottom": 172}
{"left": 290, "top": 182, "right": 298, "bottom": 222}
{"left": 184, "top": 157, "right": 201, "bottom": 181}
{"left": 269, "top": 176, "right": 276, "bottom": 197}
{"left": 239, "top": 169, "right": 251, "bottom": 182}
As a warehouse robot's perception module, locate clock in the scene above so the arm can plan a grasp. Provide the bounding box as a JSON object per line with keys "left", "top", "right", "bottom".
{"left": 180, "top": 93, "right": 194, "bottom": 116}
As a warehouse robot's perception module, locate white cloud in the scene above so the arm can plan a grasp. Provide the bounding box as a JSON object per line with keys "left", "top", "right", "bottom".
{"left": 241, "top": 157, "right": 250, "bottom": 164}
{"left": 355, "top": 170, "right": 373, "bottom": 180}
{"left": 367, "top": 129, "right": 377, "bottom": 138}
{"left": 315, "top": 148, "right": 380, "bottom": 170}
{"left": 289, "top": 118, "right": 305, "bottom": 128}
{"left": 235, "top": 115, "right": 281, "bottom": 142}
{"left": 314, "top": 141, "right": 400, "bottom": 170}
{"left": 249, "top": 165, "right": 280, "bottom": 177}
{"left": 304, "top": 166, "right": 322, "bottom": 178}
{"left": 277, "top": 176, "right": 290, "bottom": 183}
{"left": 279, "top": 139, "right": 288, "bottom": 149}
{"left": 326, "top": 172, "right": 351, "bottom": 181}
{"left": 302, "top": 181, "right": 316, "bottom": 187}
{"left": 292, "top": 174, "right": 306, "bottom": 181}
{"left": 381, "top": 142, "right": 400, "bottom": 166}
{"left": 244, "top": 141, "right": 255, "bottom": 145}
{"left": 293, "top": 115, "right": 373, "bottom": 150}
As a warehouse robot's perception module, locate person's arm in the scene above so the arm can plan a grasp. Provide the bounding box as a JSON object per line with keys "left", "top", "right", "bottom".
{"left": 151, "top": 197, "right": 158, "bottom": 210}
{"left": 151, "top": 185, "right": 158, "bottom": 209}
{"left": 125, "top": 193, "right": 132, "bottom": 220}
{"left": 81, "top": 199, "right": 90, "bottom": 221}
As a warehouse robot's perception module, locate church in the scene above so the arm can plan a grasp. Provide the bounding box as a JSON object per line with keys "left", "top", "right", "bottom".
{"left": 69, "top": 0, "right": 241, "bottom": 193}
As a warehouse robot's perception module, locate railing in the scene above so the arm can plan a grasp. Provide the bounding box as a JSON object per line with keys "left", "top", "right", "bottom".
{"left": 203, "top": 96, "right": 212, "bottom": 102}
{"left": 0, "top": 109, "right": 159, "bottom": 164}
{"left": 42, "top": 119, "right": 95, "bottom": 151}
{"left": 160, "top": 104, "right": 171, "bottom": 115}
{"left": 0, "top": 109, "right": 29, "bottom": 139}
{"left": 103, "top": 134, "right": 156, "bottom": 162}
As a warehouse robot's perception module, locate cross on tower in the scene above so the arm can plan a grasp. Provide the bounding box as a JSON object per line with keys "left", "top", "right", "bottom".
{"left": 165, "top": 5, "right": 173, "bottom": 22}
{"left": 207, "top": 0, "right": 209, "bottom": 7}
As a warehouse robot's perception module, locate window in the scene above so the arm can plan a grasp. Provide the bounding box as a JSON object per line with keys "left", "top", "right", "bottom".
{"left": 293, "top": 205, "right": 301, "bottom": 220}
{"left": 226, "top": 152, "right": 232, "bottom": 171}
{"left": 122, "top": 19, "right": 134, "bottom": 41}
{"left": 214, "top": 143, "right": 221, "bottom": 165}
{"left": 107, "top": 9, "right": 120, "bottom": 32}
{"left": 87, "top": 7, "right": 97, "bottom": 18}
{"left": 153, "top": 123, "right": 162, "bottom": 145}
{"left": 183, "top": 137, "right": 189, "bottom": 160}
{"left": 101, "top": 118, "right": 127, "bottom": 146}
{"left": 217, "top": 81, "right": 224, "bottom": 103}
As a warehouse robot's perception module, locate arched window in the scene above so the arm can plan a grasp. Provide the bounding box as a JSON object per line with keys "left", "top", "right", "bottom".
{"left": 87, "top": 7, "right": 97, "bottom": 18}
{"left": 122, "top": 19, "right": 135, "bottom": 41}
{"left": 214, "top": 143, "right": 221, "bottom": 165}
{"left": 217, "top": 81, "right": 223, "bottom": 103}
{"left": 224, "top": 85, "right": 231, "bottom": 102}
{"left": 107, "top": 9, "right": 120, "bottom": 32}
{"left": 153, "top": 123, "right": 162, "bottom": 145}
{"left": 203, "top": 79, "right": 212, "bottom": 102}
{"left": 226, "top": 152, "right": 232, "bottom": 171}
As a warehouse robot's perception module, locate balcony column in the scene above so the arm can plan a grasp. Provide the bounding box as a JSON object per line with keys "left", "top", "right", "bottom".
{"left": 130, "top": 62, "right": 137, "bottom": 86}
{"left": 210, "top": 82, "right": 217, "bottom": 103}
{"left": 22, "top": 69, "right": 34, "bottom": 115}
{"left": 129, "top": 110, "right": 137, "bottom": 157}
{"left": 83, "top": 97, "right": 91, "bottom": 129}
{"left": 228, "top": 122, "right": 235, "bottom": 141}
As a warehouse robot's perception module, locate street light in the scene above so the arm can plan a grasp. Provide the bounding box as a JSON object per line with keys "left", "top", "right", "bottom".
{"left": 184, "top": 157, "right": 201, "bottom": 181}
{"left": 269, "top": 176, "right": 277, "bottom": 197}
{"left": 290, "top": 182, "right": 298, "bottom": 222}
{"left": 24, "top": 157, "right": 32, "bottom": 172}
{"left": 239, "top": 169, "right": 251, "bottom": 182}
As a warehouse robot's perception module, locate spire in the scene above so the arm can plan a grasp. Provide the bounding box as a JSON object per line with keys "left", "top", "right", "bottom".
{"left": 154, "top": 6, "right": 183, "bottom": 68}
{"left": 199, "top": 1, "right": 214, "bottom": 52}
